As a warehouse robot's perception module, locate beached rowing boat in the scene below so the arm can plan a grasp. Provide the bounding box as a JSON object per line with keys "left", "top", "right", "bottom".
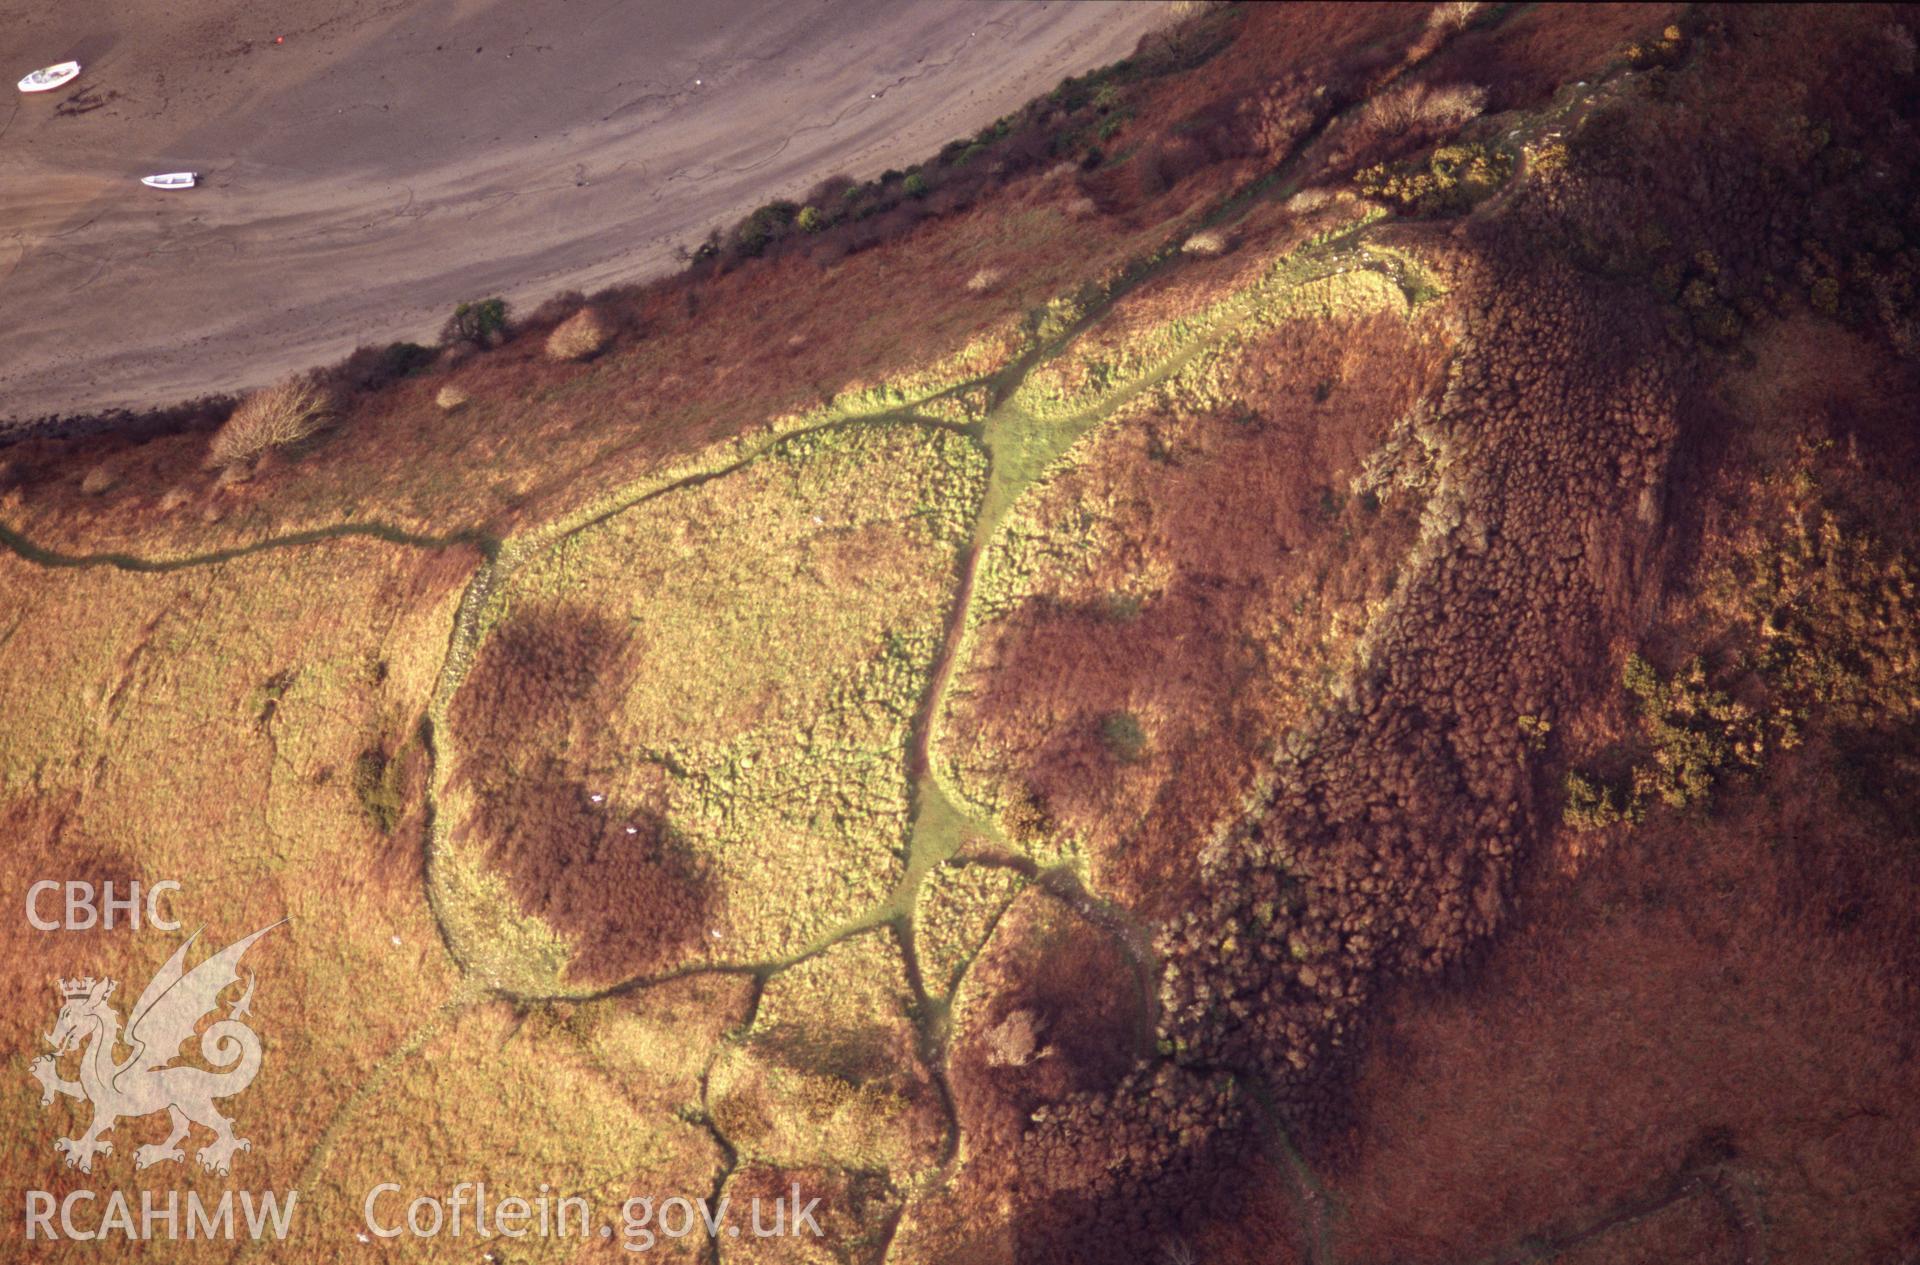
{"left": 17, "top": 61, "right": 81, "bottom": 93}
{"left": 141, "top": 172, "right": 198, "bottom": 190}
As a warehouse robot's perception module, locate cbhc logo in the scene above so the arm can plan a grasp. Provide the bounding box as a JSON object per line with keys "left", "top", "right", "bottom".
{"left": 26, "top": 881, "right": 181, "bottom": 931}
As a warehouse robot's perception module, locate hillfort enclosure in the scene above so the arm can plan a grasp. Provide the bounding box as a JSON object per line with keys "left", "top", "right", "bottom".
{"left": 3, "top": 4, "right": 1918, "bottom": 1263}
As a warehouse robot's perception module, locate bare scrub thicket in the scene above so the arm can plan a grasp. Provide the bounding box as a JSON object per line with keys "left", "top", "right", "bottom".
{"left": 204, "top": 379, "right": 332, "bottom": 469}
{"left": 1357, "top": 82, "right": 1487, "bottom": 140}
{"left": 545, "top": 307, "right": 614, "bottom": 362}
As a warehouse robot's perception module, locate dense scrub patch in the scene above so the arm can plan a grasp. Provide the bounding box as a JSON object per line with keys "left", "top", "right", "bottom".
{"left": 1566, "top": 445, "right": 1920, "bottom": 835}
{"left": 906, "top": 888, "right": 1241, "bottom": 1261}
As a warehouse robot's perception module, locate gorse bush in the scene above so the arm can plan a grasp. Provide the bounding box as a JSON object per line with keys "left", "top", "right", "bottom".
{"left": 1622, "top": 654, "right": 1764, "bottom": 810}
{"left": 1623, "top": 23, "right": 1687, "bottom": 70}
{"left": 204, "top": 378, "right": 332, "bottom": 469}
{"left": 379, "top": 340, "right": 435, "bottom": 378}
{"left": 1563, "top": 769, "right": 1632, "bottom": 830}
{"left": 730, "top": 200, "right": 800, "bottom": 257}
{"left": 1564, "top": 653, "right": 1760, "bottom": 829}
{"left": 1569, "top": 451, "right": 1920, "bottom": 833}
{"left": 1356, "top": 142, "right": 1512, "bottom": 214}
{"left": 441, "top": 297, "right": 510, "bottom": 346}
{"left": 1034, "top": 293, "right": 1088, "bottom": 342}
{"left": 330, "top": 340, "right": 436, "bottom": 394}
{"left": 1706, "top": 452, "right": 1920, "bottom": 724}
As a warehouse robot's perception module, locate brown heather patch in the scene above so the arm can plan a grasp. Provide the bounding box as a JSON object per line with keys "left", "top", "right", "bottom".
{"left": 1182, "top": 1158, "right": 1312, "bottom": 1265}
{"left": 0, "top": 793, "right": 139, "bottom": 1002}
{"left": 1549, "top": 1196, "right": 1747, "bottom": 1265}
{"left": 447, "top": 605, "right": 641, "bottom": 762}
{"left": 481, "top": 784, "right": 713, "bottom": 986}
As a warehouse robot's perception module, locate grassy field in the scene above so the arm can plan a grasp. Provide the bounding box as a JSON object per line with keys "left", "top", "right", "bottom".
{"left": 434, "top": 422, "right": 987, "bottom": 993}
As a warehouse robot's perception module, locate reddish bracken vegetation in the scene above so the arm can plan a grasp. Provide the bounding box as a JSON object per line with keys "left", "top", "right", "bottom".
{"left": 724, "top": 1163, "right": 903, "bottom": 1260}
{"left": 918, "top": 887, "right": 1243, "bottom": 1261}
{"left": 1418, "top": 3, "right": 1682, "bottom": 114}
{"left": 0, "top": 794, "right": 141, "bottom": 984}
{"left": 446, "top": 606, "right": 714, "bottom": 982}
{"left": 1320, "top": 731, "right": 1920, "bottom": 1265}
{"left": 947, "top": 305, "right": 1447, "bottom": 920}
{"left": 477, "top": 786, "right": 712, "bottom": 985}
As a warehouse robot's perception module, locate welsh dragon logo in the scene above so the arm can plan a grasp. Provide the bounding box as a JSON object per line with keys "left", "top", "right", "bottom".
{"left": 29, "top": 923, "right": 280, "bottom": 1176}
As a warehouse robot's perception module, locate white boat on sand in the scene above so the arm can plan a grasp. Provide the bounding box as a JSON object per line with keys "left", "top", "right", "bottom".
{"left": 141, "top": 172, "right": 199, "bottom": 191}
{"left": 17, "top": 61, "right": 81, "bottom": 93}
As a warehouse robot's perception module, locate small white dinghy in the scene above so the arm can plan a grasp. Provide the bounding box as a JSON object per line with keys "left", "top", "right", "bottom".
{"left": 141, "top": 172, "right": 198, "bottom": 191}
{"left": 17, "top": 60, "right": 81, "bottom": 93}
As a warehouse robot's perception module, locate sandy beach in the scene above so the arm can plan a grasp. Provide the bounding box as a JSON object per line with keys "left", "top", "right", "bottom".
{"left": 0, "top": 0, "right": 1166, "bottom": 422}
